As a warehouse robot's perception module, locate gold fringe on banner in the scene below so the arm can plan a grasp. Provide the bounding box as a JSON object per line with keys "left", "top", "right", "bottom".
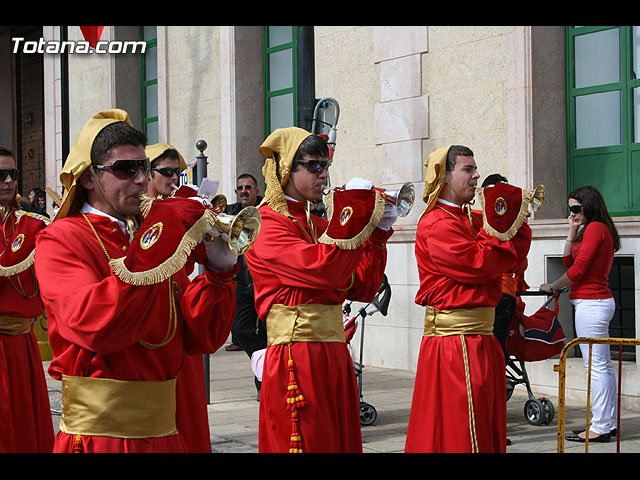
{"left": 0, "top": 248, "right": 35, "bottom": 277}
{"left": 477, "top": 185, "right": 545, "bottom": 241}
{"left": 317, "top": 190, "right": 386, "bottom": 250}
{"left": 109, "top": 208, "right": 217, "bottom": 286}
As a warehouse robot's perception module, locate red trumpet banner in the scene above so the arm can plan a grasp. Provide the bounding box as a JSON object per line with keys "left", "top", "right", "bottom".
{"left": 80, "top": 26, "right": 105, "bottom": 48}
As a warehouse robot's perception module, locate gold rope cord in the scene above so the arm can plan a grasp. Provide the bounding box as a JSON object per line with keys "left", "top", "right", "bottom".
{"left": 460, "top": 334, "right": 478, "bottom": 453}
{"left": 81, "top": 212, "right": 177, "bottom": 349}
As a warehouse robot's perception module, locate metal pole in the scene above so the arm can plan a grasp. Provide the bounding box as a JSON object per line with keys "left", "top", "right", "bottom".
{"left": 194, "top": 140, "right": 211, "bottom": 404}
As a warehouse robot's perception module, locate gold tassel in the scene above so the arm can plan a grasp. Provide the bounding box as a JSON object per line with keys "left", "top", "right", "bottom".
{"left": 286, "top": 344, "right": 305, "bottom": 453}
{"left": 138, "top": 192, "right": 156, "bottom": 218}
{"left": 124, "top": 217, "right": 136, "bottom": 243}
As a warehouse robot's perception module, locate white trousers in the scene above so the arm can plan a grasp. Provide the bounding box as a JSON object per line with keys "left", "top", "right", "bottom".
{"left": 571, "top": 297, "right": 617, "bottom": 434}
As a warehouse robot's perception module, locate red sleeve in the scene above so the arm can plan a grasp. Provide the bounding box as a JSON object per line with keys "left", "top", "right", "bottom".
{"left": 345, "top": 227, "right": 392, "bottom": 302}
{"left": 34, "top": 225, "right": 161, "bottom": 355}
{"left": 248, "top": 210, "right": 365, "bottom": 291}
{"left": 180, "top": 264, "right": 239, "bottom": 355}
{"left": 427, "top": 220, "right": 531, "bottom": 285}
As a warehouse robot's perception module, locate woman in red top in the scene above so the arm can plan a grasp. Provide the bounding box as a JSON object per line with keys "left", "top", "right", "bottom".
{"left": 541, "top": 185, "right": 620, "bottom": 443}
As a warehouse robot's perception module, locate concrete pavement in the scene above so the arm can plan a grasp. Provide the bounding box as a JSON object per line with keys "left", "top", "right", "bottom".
{"left": 44, "top": 347, "right": 640, "bottom": 453}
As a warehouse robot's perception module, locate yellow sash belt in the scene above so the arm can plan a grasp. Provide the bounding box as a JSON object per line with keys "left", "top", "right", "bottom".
{"left": 423, "top": 305, "right": 495, "bottom": 337}
{"left": 0, "top": 315, "right": 31, "bottom": 335}
{"left": 266, "top": 303, "right": 344, "bottom": 346}
{"left": 60, "top": 375, "right": 178, "bottom": 439}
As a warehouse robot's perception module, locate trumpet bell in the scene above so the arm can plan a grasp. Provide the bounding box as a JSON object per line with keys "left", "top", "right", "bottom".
{"left": 213, "top": 206, "right": 262, "bottom": 255}
{"left": 383, "top": 182, "right": 415, "bottom": 217}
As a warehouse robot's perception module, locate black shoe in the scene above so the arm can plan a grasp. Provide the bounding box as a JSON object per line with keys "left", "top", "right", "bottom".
{"left": 566, "top": 432, "right": 610, "bottom": 443}
{"left": 572, "top": 428, "right": 617, "bottom": 437}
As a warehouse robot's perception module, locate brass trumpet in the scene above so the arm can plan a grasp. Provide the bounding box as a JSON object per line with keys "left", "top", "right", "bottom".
{"left": 323, "top": 182, "right": 415, "bottom": 217}
{"left": 205, "top": 194, "right": 262, "bottom": 255}
{"left": 379, "top": 182, "right": 415, "bottom": 217}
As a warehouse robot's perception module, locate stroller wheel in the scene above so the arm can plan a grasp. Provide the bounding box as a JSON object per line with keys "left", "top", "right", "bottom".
{"left": 360, "top": 402, "right": 377, "bottom": 426}
{"left": 524, "top": 398, "right": 546, "bottom": 426}
{"left": 541, "top": 397, "right": 555, "bottom": 425}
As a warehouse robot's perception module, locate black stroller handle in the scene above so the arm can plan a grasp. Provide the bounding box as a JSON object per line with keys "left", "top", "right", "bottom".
{"left": 343, "top": 274, "right": 392, "bottom": 318}
{"left": 516, "top": 286, "right": 568, "bottom": 296}
{"left": 368, "top": 274, "right": 391, "bottom": 316}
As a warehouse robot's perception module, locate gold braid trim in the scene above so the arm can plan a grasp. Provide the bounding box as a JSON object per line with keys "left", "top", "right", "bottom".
{"left": 0, "top": 248, "right": 35, "bottom": 277}
{"left": 317, "top": 190, "right": 386, "bottom": 250}
{"left": 0, "top": 210, "right": 49, "bottom": 277}
{"left": 460, "top": 334, "right": 479, "bottom": 453}
{"left": 109, "top": 208, "right": 217, "bottom": 286}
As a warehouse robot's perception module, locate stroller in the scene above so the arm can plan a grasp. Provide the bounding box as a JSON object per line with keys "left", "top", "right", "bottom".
{"left": 343, "top": 275, "right": 392, "bottom": 426}
{"left": 502, "top": 288, "right": 567, "bottom": 426}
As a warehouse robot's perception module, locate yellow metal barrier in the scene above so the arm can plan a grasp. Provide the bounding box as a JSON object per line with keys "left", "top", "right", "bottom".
{"left": 554, "top": 336, "right": 640, "bottom": 453}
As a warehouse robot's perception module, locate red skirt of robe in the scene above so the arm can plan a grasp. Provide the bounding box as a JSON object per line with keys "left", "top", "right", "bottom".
{"left": 0, "top": 330, "right": 54, "bottom": 452}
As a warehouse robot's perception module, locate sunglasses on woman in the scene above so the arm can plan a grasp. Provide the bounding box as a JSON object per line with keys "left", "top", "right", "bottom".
{"left": 152, "top": 167, "right": 181, "bottom": 177}
{"left": 569, "top": 204, "right": 583, "bottom": 214}
{"left": 93, "top": 158, "right": 150, "bottom": 180}
{"left": 0, "top": 168, "right": 18, "bottom": 182}
{"left": 295, "top": 159, "right": 331, "bottom": 174}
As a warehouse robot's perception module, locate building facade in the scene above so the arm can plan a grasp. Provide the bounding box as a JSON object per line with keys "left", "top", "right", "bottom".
{"left": 1, "top": 25, "right": 639, "bottom": 409}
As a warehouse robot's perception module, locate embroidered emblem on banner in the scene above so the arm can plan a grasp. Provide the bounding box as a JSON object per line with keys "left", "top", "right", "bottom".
{"left": 494, "top": 197, "right": 507, "bottom": 216}
{"left": 140, "top": 222, "right": 163, "bottom": 250}
{"left": 11, "top": 234, "right": 24, "bottom": 252}
{"left": 340, "top": 206, "right": 353, "bottom": 226}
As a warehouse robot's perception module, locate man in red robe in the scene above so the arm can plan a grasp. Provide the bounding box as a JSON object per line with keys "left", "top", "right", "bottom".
{"left": 144, "top": 142, "right": 212, "bottom": 453}
{"left": 34, "top": 110, "right": 238, "bottom": 453}
{"left": 0, "top": 148, "right": 54, "bottom": 452}
{"left": 405, "top": 145, "right": 532, "bottom": 453}
{"left": 245, "top": 127, "right": 396, "bottom": 453}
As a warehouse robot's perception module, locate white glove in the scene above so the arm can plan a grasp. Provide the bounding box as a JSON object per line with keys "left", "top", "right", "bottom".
{"left": 205, "top": 234, "right": 238, "bottom": 272}
{"left": 251, "top": 348, "right": 266, "bottom": 381}
{"left": 345, "top": 177, "right": 374, "bottom": 190}
{"left": 205, "top": 225, "right": 221, "bottom": 238}
{"left": 377, "top": 202, "right": 398, "bottom": 231}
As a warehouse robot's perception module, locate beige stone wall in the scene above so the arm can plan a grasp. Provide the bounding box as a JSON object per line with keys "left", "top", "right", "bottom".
{"left": 164, "top": 26, "right": 222, "bottom": 184}
{"left": 315, "top": 26, "right": 514, "bottom": 371}
{"left": 67, "top": 27, "right": 112, "bottom": 142}
{"left": 423, "top": 26, "right": 510, "bottom": 183}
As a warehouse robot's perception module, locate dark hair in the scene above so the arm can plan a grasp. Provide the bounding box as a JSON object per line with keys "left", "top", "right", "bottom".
{"left": 446, "top": 145, "right": 474, "bottom": 172}
{"left": 237, "top": 173, "right": 258, "bottom": 187}
{"left": 0, "top": 147, "right": 13, "bottom": 157}
{"left": 150, "top": 148, "right": 180, "bottom": 168}
{"left": 91, "top": 122, "right": 147, "bottom": 166}
{"left": 292, "top": 135, "right": 329, "bottom": 171}
{"left": 481, "top": 173, "right": 508, "bottom": 188}
{"left": 569, "top": 185, "right": 620, "bottom": 251}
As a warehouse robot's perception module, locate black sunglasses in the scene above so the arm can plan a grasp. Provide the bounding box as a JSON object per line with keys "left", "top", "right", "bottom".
{"left": 152, "top": 166, "right": 181, "bottom": 177}
{"left": 0, "top": 168, "right": 18, "bottom": 182}
{"left": 569, "top": 204, "right": 583, "bottom": 214}
{"left": 235, "top": 184, "right": 253, "bottom": 191}
{"left": 94, "top": 158, "right": 150, "bottom": 180}
{"left": 295, "top": 159, "right": 331, "bottom": 174}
